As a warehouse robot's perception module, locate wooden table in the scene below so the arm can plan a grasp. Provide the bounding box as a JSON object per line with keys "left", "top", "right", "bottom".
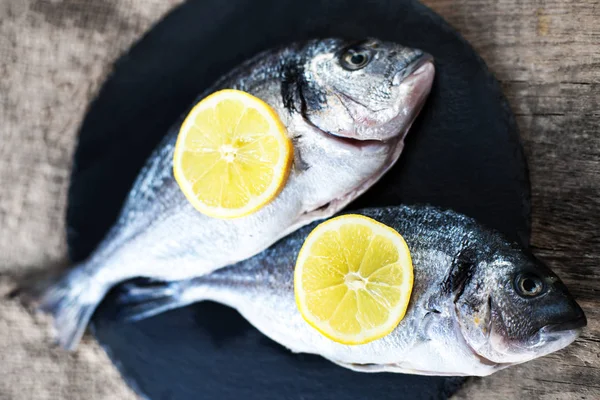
{"left": 419, "top": 1, "right": 600, "bottom": 398}
{"left": 0, "top": 1, "right": 597, "bottom": 399}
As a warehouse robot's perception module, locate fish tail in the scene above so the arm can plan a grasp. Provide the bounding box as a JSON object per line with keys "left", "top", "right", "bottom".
{"left": 115, "top": 280, "right": 196, "bottom": 321}
{"left": 22, "top": 265, "right": 109, "bottom": 351}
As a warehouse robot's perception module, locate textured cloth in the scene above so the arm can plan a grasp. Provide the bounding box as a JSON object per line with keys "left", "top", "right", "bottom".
{"left": 0, "top": 1, "right": 183, "bottom": 399}
{"left": 2, "top": 1, "right": 598, "bottom": 400}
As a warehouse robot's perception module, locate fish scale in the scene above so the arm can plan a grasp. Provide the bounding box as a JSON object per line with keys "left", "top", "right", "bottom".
{"left": 25, "top": 38, "right": 435, "bottom": 351}
{"left": 117, "top": 205, "right": 586, "bottom": 376}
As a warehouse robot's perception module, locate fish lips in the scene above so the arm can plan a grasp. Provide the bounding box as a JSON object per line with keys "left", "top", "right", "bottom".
{"left": 454, "top": 293, "right": 586, "bottom": 368}
{"left": 392, "top": 52, "right": 435, "bottom": 86}
{"left": 536, "top": 313, "right": 587, "bottom": 348}
{"left": 294, "top": 57, "right": 435, "bottom": 218}
{"left": 541, "top": 314, "right": 587, "bottom": 333}
{"left": 320, "top": 54, "right": 435, "bottom": 151}
{"left": 482, "top": 301, "right": 586, "bottom": 364}
{"left": 368, "top": 54, "right": 435, "bottom": 140}
{"left": 513, "top": 323, "right": 584, "bottom": 358}
{"left": 385, "top": 58, "right": 435, "bottom": 140}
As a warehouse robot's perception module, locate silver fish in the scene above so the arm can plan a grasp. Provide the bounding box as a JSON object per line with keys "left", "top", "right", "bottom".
{"left": 117, "top": 205, "right": 586, "bottom": 377}
{"left": 30, "top": 39, "right": 435, "bottom": 350}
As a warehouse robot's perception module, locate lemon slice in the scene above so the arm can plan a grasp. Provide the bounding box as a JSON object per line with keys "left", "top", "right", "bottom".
{"left": 294, "top": 214, "right": 414, "bottom": 345}
{"left": 174, "top": 89, "right": 293, "bottom": 219}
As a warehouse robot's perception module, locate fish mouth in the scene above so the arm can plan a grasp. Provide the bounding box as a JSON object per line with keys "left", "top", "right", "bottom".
{"left": 393, "top": 53, "right": 434, "bottom": 86}
{"left": 520, "top": 316, "right": 585, "bottom": 353}
{"left": 456, "top": 296, "right": 584, "bottom": 368}
{"left": 321, "top": 132, "right": 390, "bottom": 150}
{"left": 382, "top": 58, "right": 435, "bottom": 139}
{"left": 300, "top": 65, "right": 434, "bottom": 217}
{"left": 308, "top": 58, "right": 435, "bottom": 213}
{"left": 485, "top": 324, "right": 583, "bottom": 364}
{"left": 292, "top": 54, "right": 434, "bottom": 222}
{"left": 302, "top": 108, "right": 394, "bottom": 152}
{"left": 540, "top": 315, "right": 587, "bottom": 333}
{"left": 317, "top": 53, "right": 434, "bottom": 148}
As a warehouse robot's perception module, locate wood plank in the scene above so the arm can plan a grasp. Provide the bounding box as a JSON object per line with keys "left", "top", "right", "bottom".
{"left": 1, "top": 1, "right": 597, "bottom": 399}
{"left": 421, "top": 0, "right": 600, "bottom": 398}
{"left": 423, "top": 0, "right": 600, "bottom": 83}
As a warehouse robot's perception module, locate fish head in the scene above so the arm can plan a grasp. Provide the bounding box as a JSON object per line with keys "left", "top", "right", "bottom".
{"left": 452, "top": 236, "right": 586, "bottom": 371}
{"left": 286, "top": 39, "right": 434, "bottom": 219}
{"left": 302, "top": 38, "right": 434, "bottom": 142}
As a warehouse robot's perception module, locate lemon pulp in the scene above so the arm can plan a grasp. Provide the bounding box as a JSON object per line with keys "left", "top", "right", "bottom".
{"left": 294, "top": 214, "right": 414, "bottom": 345}
{"left": 173, "top": 89, "right": 292, "bottom": 219}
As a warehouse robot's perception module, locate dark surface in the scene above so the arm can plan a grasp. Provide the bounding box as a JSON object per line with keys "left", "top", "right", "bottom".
{"left": 66, "top": 0, "right": 531, "bottom": 399}
{"left": 421, "top": 2, "right": 600, "bottom": 398}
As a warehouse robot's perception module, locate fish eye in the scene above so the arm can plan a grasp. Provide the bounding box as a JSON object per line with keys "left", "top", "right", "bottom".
{"left": 514, "top": 273, "right": 545, "bottom": 297}
{"left": 339, "top": 47, "right": 371, "bottom": 71}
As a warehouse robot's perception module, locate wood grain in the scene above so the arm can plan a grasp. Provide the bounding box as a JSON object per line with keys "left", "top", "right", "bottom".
{"left": 421, "top": 0, "right": 600, "bottom": 398}
{"left": 0, "top": 1, "right": 597, "bottom": 399}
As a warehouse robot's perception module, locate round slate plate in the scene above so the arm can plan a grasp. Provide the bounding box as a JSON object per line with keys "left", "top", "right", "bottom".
{"left": 67, "top": 0, "right": 531, "bottom": 399}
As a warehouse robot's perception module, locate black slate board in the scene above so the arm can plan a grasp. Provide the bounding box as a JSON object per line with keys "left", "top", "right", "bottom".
{"left": 66, "top": 0, "right": 532, "bottom": 399}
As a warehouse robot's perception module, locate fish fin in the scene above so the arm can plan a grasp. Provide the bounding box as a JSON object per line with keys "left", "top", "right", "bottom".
{"left": 115, "top": 279, "right": 176, "bottom": 303}
{"left": 19, "top": 266, "right": 108, "bottom": 351}
{"left": 117, "top": 297, "right": 182, "bottom": 322}
{"left": 115, "top": 280, "right": 185, "bottom": 322}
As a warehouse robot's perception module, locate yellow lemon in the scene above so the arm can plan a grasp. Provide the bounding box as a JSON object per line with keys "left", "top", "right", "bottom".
{"left": 173, "top": 89, "right": 293, "bottom": 219}
{"left": 294, "top": 214, "right": 414, "bottom": 345}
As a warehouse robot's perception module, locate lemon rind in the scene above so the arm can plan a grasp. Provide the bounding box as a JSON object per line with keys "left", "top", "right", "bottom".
{"left": 173, "top": 89, "right": 293, "bottom": 219}
{"left": 294, "top": 214, "right": 414, "bottom": 345}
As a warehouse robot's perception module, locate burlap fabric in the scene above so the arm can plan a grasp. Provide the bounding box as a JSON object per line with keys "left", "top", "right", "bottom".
{"left": 2, "top": 1, "right": 599, "bottom": 400}
{"left": 0, "top": 1, "right": 184, "bottom": 398}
